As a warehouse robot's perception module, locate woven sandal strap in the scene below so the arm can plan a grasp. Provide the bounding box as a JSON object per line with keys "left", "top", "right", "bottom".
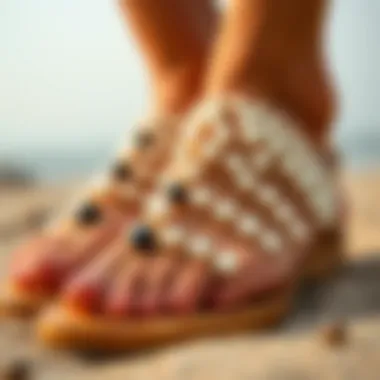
{"left": 141, "top": 97, "right": 337, "bottom": 275}
{"left": 46, "top": 115, "right": 180, "bottom": 231}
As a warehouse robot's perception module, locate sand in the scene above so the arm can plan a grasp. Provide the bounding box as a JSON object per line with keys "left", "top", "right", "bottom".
{"left": 0, "top": 171, "right": 379, "bottom": 379}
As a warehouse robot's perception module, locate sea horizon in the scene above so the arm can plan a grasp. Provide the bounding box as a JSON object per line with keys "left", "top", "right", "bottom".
{"left": 1, "top": 127, "right": 380, "bottom": 184}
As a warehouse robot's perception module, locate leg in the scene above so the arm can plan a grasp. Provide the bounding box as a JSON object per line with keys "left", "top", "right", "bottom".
{"left": 207, "top": 0, "right": 336, "bottom": 143}
{"left": 119, "top": 0, "right": 216, "bottom": 113}
{"left": 38, "top": 0, "right": 342, "bottom": 349}
{"left": 0, "top": 0, "right": 217, "bottom": 316}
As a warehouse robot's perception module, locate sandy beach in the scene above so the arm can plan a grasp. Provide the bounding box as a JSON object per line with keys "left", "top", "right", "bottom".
{"left": 0, "top": 170, "right": 379, "bottom": 379}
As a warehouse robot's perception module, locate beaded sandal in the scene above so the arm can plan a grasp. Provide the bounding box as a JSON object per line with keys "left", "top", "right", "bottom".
{"left": 37, "top": 96, "right": 343, "bottom": 351}
{"left": 0, "top": 115, "right": 180, "bottom": 316}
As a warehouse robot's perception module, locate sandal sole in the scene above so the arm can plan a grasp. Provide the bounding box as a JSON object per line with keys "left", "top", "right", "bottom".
{"left": 0, "top": 284, "right": 50, "bottom": 318}
{"left": 36, "top": 230, "right": 343, "bottom": 351}
{"left": 36, "top": 288, "right": 292, "bottom": 351}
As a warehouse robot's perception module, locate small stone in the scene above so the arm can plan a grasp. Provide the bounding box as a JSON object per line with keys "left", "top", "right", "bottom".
{"left": 321, "top": 320, "right": 348, "bottom": 347}
{"left": 75, "top": 202, "right": 102, "bottom": 225}
{"left": 166, "top": 183, "right": 188, "bottom": 204}
{"left": 130, "top": 224, "right": 156, "bottom": 252}
{"left": 2, "top": 359, "right": 31, "bottom": 380}
{"left": 112, "top": 161, "right": 132, "bottom": 181}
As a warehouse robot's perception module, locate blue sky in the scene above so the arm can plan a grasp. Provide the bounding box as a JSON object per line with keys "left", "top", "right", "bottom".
{"left": 0, "top": 0, "right": 379, "bottom": 162}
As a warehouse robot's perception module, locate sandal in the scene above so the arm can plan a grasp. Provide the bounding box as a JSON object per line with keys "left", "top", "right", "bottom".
{"left": 36, "top": 96, "right": 343, "bottom": 351}
{"left": 0, "top": 115, "right": 180, "bottom": 316}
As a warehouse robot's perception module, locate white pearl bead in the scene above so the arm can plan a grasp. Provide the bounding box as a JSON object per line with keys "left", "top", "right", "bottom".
{"left": 300, "top": 166, "right": 320, "bottom": 190}
{"left": 91, "top": 174, "right": 111, "bottom": 192}
{"left": 276, "top": 203, "right": 294, "bottom": 222}
{"left": 259, "top": 185, "right": 279, "bottom": 206}
{"left": 261, "top": 230, "right": 283, "bottom": 255}
{"left": 290, "top": 221, "right": 310, "bottom": 242}
{"left": 188, "top": 235, "right": 213, "bottom": 259}
{"left": 238, "top": 109, "right": 260, "bottom": 143}
{"left": 237, "top": 176, "right": 255, "bottom": 191}
{"left": 266, "top": 127, "right": 286, "bottom": 154}
{"left": 281, "top": 130, "right": 294, "bottom": 152}
{"left": 147, "top": 195, "right": 167, "bottom": 217}
{"left": 237, "top": 214, "right": 260, "bottom": 236}
{"left": 315, "top": 194, "right": 336, "bottom": 226}
{"left": 214, "top": 252, "right": 239, "bottom": 275}
{"left": 283, "top": 155, "right": 300, "bottom": 175}
{"left": 191, "top": 187, "right": 212, "bottom": 207}
{"left": 225, "top": 154, "right": 243, "bottom": 172}
{"left": 162, "top": 226, "right": 185, "bottom": 246}
{"left": 214, "top": 199, "right": 238, "bottom": 221}
{"left": 311, "top": 191, "right": 328, "bottom": 215}
{"left": 203, "top": 126, "right": 228, "bottom": 160}
{"left": 246, "top": 127, "right": 260, "bottom": 143}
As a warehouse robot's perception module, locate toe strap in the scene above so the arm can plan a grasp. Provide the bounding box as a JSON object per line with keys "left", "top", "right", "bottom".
{"left": 137, "top": 96, "right": 338, "bottom": 276}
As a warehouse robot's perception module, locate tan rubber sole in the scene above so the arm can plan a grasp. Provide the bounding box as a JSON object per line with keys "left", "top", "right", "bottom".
{"left": 0, "top": 284, "right": 50, "bottom": 318}
{"left": 36, "top": 288, "right": 293, "bottom": 351}
{"left": 35, "top": 230, "right": 343, "bottom": 351}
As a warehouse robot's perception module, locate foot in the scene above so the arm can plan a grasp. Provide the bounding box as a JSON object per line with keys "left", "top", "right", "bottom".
{"left": 36, "top": 0, "right": 343, "bottom": 349}
{"left": 2, "top": 0, "right": 216, "bottom": 315}
{"left": 60, "top": 94, "right": 339, "bottom": 320}
{"left": 4, "top": 114, "right": 180, "bottom": 306}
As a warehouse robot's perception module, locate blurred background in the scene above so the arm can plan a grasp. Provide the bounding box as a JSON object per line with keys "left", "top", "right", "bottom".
{"left": 0, "top": 0, "right": 379, "bottom": 183}
{"left": 0, "top": 1, "right": 380, "bottom": 379}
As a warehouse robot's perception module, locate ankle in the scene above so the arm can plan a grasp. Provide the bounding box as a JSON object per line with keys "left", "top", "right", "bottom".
{"left": 205, "top": 0, "right": 336, "bottom": 143}
{"left": 208, "top": 53, "right": 336, "bottom": 145}
{"left": 250, "top": 52, "right": 337, "bottom": 143}
{"left": 152, "top": 56, "right": 206, "bottom": 114}
{"left": 119, "top": 0, "right": 216, "bottom": 115}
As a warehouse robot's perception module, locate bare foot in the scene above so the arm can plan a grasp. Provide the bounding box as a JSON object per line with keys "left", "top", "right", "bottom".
{"left": 8, "top": 115, "right": 178, "bottom": 296}
{"left": 62, "top": 5, "right": 339, "bottom": 315}
{"left": 62, "top": 94, "right": 339, "bottom": 317}
{"left": 36, "top": 0, "right": 343, "bottom": 350}
{"left": 1, "top": 0, "right": 216, "bottom": 315}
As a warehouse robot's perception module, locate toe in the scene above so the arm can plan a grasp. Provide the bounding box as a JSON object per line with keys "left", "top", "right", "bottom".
{"left": 166, "top": 260, "right": 210, "bottom": 315}
{"left": 139, "top": 256, "right": 178, "bottom": 316}
{"left": 213, "top": 254, "right": 289, "bottom": 311}
{"left": 63, "top": 245, "right": 125, "bottom": 313}
{"left": 11, "top": 238, "right": 72, "bottom": 293}
{"left": 13, "top": 255, "right": 65, "bottom": 293}
{"left": 105, "top": 258, "right": 146, "bottom": 317}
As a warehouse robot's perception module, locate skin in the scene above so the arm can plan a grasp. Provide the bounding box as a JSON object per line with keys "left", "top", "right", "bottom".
{"left": 63, "top": 0, "right": 338, "bottom": 316}
{"left": 9, "top": 0, "right": 217, "bottom": 295}
{"left": 118, "top": 0, "right": 217, "bottom": 113}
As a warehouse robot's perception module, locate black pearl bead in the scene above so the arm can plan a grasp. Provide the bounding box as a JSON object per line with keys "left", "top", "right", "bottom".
{"left": 75, "top": 202, "right": 102, "bottom": 225}
{"left": 112, "top": 161, "right": 132, "bottom": 182}
{"left": 166, "top": 183, "right": 187, "bottom": 204}
{"left": 130, "top": 224, "right": 156, "bottom": 252}
{"left": 134, "top": 130, "right": 155, "bottom": 149}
